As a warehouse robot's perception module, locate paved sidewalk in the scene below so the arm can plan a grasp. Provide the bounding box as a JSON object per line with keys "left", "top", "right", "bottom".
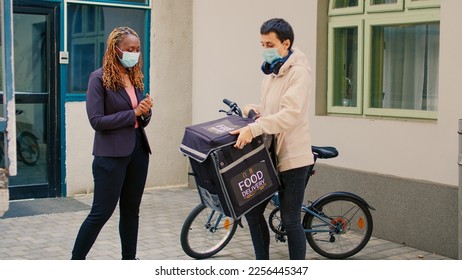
{"left": 0, "top": 186, "right": 452, "bottom": 260}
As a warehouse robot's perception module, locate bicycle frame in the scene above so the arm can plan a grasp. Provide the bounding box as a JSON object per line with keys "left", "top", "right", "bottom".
{"left": 205, "top": 209, "right": 224, "bottom": 233}
{"left": 203, "top": 199, "right": 354, "bottom": 236}
{"left": 301, "top": 205, "right": 336, "bottom": 234}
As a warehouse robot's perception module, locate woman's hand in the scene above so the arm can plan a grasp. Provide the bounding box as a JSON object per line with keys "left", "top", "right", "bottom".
{"left": 229, "top": 126, "right": 253, "bottom": 149}
{"left": 135, "top": 93, "right": 153, "bottom": 116}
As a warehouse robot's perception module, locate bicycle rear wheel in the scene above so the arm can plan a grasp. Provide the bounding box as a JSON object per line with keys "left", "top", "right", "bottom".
{"left": 180, "top": 203, "right": 238, "bottom": 259}
{"left": 303, "top": 195, "right": 373, "bottom": 259}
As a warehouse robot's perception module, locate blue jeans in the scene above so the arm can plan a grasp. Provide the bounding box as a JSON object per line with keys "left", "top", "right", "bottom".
{"left": 245, "top": 165, "right": 311, "bottom": 260}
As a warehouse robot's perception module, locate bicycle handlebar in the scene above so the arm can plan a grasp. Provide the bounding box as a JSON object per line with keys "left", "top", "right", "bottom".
{"left": 221, "top": 99, "right": 242, "bottom": 117}
{"left": 221, "top": 99, "right": 260, "bottom": 120}
{"left": 222, "top": 98, "right": 235, "bottom": 107}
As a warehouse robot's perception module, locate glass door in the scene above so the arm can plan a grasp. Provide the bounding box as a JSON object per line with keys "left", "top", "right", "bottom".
{"left": 0, "top": 2, "right": 60, "bottom": 199}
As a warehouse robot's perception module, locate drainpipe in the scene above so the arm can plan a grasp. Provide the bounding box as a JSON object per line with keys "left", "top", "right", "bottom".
{"left": 459, "top": 119, "right": 462, "bottom": 259}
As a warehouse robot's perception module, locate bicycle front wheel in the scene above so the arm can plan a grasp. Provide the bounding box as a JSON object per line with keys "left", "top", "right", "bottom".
{"left": 180, "top": 203, "right": 238, "bottom": 259}
{"left": 303, "top": 195, "right": 373, "bottom": 259}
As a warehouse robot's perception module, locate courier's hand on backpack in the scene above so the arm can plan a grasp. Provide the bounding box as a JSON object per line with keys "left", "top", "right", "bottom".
{"left": 229, "top": 126, "right": 254, "bottom": 149}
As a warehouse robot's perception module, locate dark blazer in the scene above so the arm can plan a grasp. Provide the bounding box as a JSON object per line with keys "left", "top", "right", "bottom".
{"left": 86, "top": 68, "right": 152, "bottom": 157}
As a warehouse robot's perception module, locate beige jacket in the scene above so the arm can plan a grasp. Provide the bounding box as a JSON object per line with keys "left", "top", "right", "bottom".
{"left": 247, "top": 47, "right": 314, "bottom": 172}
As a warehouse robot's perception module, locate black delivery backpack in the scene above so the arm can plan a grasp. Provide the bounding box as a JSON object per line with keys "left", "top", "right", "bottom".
{"left": 180, "top": 115, "right": 280, "bottom": 219}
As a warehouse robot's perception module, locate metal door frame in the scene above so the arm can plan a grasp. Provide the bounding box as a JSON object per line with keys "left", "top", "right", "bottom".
{"left": 7, "top": 0, "right": 61, "bottom": 199}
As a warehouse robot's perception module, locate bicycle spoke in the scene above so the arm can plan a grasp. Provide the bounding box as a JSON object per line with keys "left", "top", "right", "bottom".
{"left": 181, "top": 204, "right": 238, "bottom": 258}
{"left": 304, "top": 196, "right": 373, "bottom": 259}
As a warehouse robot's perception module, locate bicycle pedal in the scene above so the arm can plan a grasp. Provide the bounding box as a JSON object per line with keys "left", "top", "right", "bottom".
{"left": 275, "top": 234, "right": 286, "bottom": 243}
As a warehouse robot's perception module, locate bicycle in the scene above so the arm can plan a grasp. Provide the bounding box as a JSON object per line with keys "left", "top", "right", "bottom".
{"left": 180, "top": 99, "right": 375, "bottom": 259}
{"left": 0, "top": 110, "right": 40, "bottom": 166}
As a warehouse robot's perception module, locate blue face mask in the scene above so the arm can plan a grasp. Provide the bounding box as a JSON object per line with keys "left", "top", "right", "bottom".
{"left": 117, "top": 46, "right": 140, "bottom": 68}
{"left": 262, "top": 44, "right": 284, "bottom": 64}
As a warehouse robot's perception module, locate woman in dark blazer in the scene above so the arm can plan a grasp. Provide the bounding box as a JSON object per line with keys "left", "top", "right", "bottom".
{"left": 71, "top": 27, "right": 153, "bottom": 260}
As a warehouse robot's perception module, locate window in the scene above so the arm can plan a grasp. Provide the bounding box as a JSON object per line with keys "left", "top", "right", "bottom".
{"left": 79, "top": 0, "right": 150, "bottom": 5}
{"left": 0, "top": 7, "right": 3, "bottom": 91}
{"left": 329, "top": 0, "right": 364, "bottom": 15}
{"left": 408, "top": 0, "right": 440, "bottom": 9}
{"left": 328, "top": 21, "right": 363, "bottom": 114}
{"left": 366, "top": 0, "right": 404, "bottom": 13}
{"left": 66, "top": 3, "right": 150, "bottom": 99}
{"left": 327, "top": 0, "right": 440, "bottom": 119}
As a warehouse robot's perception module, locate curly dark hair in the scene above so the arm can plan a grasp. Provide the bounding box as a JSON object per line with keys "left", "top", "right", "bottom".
{"left": 102, "top": 26, "right": 144, "bottom": 91}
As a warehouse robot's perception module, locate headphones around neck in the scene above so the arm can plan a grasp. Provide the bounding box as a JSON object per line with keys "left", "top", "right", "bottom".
{"left": 261, "top": 50, "right": 293, "bottom": 75}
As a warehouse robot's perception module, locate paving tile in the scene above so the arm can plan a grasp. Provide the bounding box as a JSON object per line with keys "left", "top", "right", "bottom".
{"left": 0, "top": 186, "right": 454, "bottom": 260}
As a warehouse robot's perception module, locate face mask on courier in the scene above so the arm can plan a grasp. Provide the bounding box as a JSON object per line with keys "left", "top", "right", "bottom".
{"left": 262, "top": 44, "right": 284, "bottom": 64}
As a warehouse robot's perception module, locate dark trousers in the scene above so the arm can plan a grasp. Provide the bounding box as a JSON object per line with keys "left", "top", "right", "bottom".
{"left": 71, "top": 129, "right": 149, "bottom": 260}
{"left": 245, "top": 165, "right": 311, "bottom": 260}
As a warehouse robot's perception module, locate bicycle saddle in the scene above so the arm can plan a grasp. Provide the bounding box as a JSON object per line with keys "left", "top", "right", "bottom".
{"left": 311, "top": 146, "right": 338, "bottom": 159}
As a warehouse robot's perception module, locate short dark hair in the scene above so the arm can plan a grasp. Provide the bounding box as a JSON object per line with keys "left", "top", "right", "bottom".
{"left": 260, "top": 18, "right": 294, "bottom": 49}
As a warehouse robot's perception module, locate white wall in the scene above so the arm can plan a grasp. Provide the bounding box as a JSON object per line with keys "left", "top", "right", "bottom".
{"left": 66, "top": 102, "right": 93, "bottom": 195}
{"left": 192, "top": 0, "right": 462, "bottom": 186}
{"left": 193, "top": 0, "right": 315, "bottom": 124}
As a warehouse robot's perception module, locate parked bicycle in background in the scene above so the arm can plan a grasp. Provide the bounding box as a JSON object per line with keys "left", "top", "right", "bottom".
{"left": 0, "top": 110, "right": 40, "bottom": 166}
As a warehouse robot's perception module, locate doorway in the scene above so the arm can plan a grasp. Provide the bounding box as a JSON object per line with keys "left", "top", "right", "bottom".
{"left": 1, "top": 1, "right": 61, "bottom": 199}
